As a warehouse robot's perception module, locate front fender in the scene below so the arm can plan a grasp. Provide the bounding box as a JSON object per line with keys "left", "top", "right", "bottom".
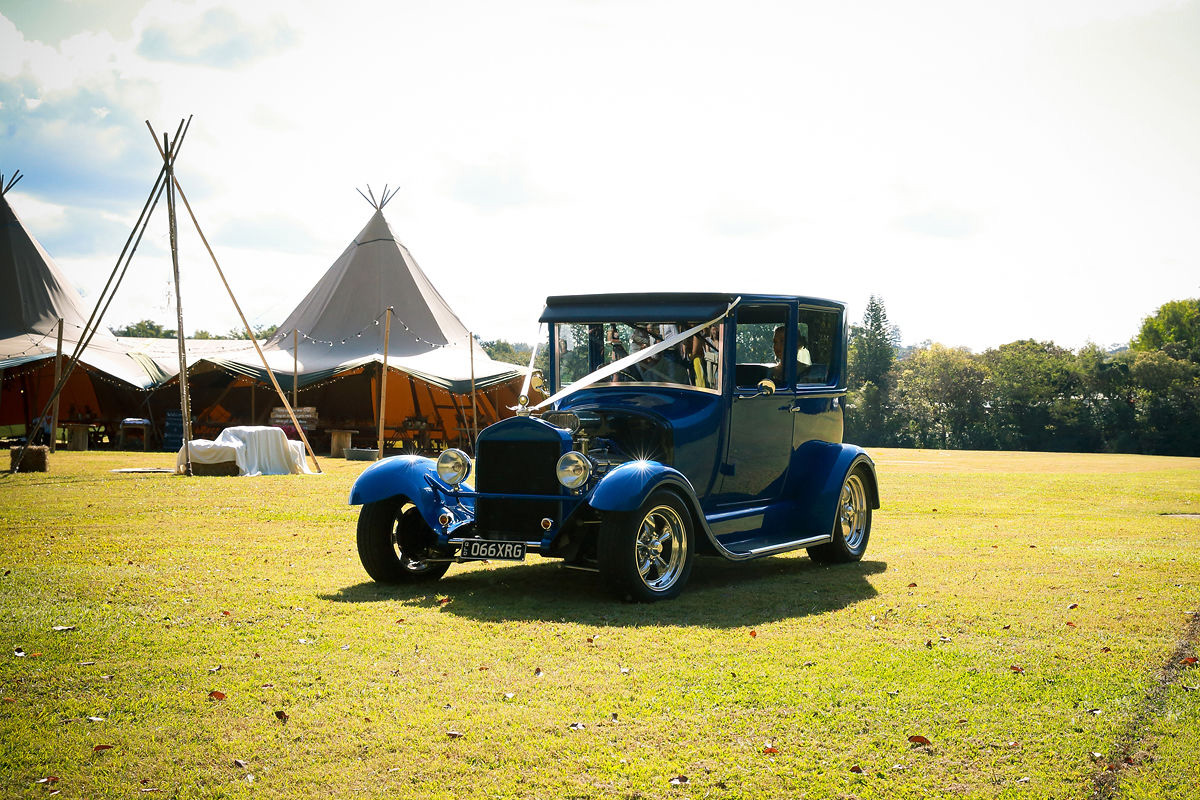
{"left": 588, "top": 460, "right": 698, "bottom": 512}
{"left": 348, "top": 455, "right": 446, "bottom": 526}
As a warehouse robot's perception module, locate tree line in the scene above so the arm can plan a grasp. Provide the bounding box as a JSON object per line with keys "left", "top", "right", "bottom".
{"left": 845, "top": 296, "right": 1200, "bottom": 456}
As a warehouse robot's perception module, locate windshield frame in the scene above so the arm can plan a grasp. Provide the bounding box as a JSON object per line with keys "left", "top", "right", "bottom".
{"left": 548, "top": 320, "right": 723, "bottom": 396}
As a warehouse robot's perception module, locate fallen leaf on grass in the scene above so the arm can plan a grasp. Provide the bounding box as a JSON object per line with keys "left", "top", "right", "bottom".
{"left": 568, "top": 722, "right": 585, "bottom": 731}
{"left": 1066, "top": 621, "right": 1077, "bottom": 627}
{"left": 849, "top": 765, "right": 863, "bottom": 773}
{"left": 208, "top": 690, "right": 226, "bottom": 701}
{"left": 668, "top": 775, "right": 689, "bottom": 786}
{"left": 274, "top": 710, "right": 289, "bottom": 723}
{"left": 446, "top": 730, "right": 465, "bottom": 739}
{"left": 207, "top": 665, "right": 221, "bottom": 673}
{"left": 92, "top": 744, "right": 114, "bottom": 752}
{"left": 503, "top": 692, "right": 515, "bottom": 700}
{"left": 534, "top": 667, "right": 544, "bottom": 678}
{"left": 1181, "top": 657, "right": 1198, "bottom": 666}
{"left": 1010, "top": 665, "right": 1025, "bottom": 674}
{"left": 1016, "top": 777, "right": 1030, "bottom": 784}
{"left": 35, "top": 776, "right": 59, "bottom": 784}
{"left": 939, "top": 636, "right": 952, "bottom": 643}
{"left": 749, "top": 630, "right": 757, "bottom": 638}
{"left": 87, "top": 716, "right": 105, "bottom": 722}
{"left": 79, "top": 661, "right": 95, "bottom": 666}
{"left": 1002, "top": 625, "right": 1012, "bottom": 630}
{"left": 51, "top": 625, "right": 76, "bottom": 632}
{"left": 586, "top": 635, "right": 599, "bottom": 644}
{"left": 925, "top": 640, "right": 933, "bottom": 649}
{"left": 908, "top": 735, "right": 932, "bottom": 746}
{"left": 233, "top": 759, "right": 248, "bottom": 769}
{"left": 907, "top": 582, "right": 917, "bottom": 588}
{"left": 619, "top": 667, "right": 631, "bottom": 675}
{"left": 1100, "top": 647, "right": 1112, "bottom": 653}
{"left": 886, "top": 690, "right": 899, "bottom": 697}
{"left": 610, "top": 712, "right": 618, "bottom": 721}
{"left": 220, "top": 611, "right": 231, "bottom": 617}
{"left": 13, "top": 647, "right": 25, "bottom": 657}
{"left": 478, "top": 665, "right": 489, "bottom": 671}
{"left": 762, "top": 744, "right": 779, "bottom": 755}
{"left": 1090, "top": 752, "right": 1104, "bottom": 760}
{"left": 1068, "top": 603, "right": 1079, "bottom": 610}
{"left": 1182, "top": 684, "right": 1198, "bottom": 691}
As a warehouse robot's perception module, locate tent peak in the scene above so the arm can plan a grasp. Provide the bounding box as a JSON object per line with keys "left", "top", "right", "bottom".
{"left": 1, "top": 169, "right": 24, "bottom": 196}
{"left": 356, "top": 184, "right": 400, "bottom": 211}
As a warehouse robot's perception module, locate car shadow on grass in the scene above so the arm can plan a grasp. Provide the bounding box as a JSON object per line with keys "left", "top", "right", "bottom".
{"left": 321, "top": 556, "right": 886, "bottom": 628}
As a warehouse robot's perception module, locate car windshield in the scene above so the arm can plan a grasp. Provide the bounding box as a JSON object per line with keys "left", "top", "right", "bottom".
{"left": 554, "top": 322, "right": 721, "bottom": 391}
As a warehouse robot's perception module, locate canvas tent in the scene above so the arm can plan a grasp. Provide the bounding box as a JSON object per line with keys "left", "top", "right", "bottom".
{"left": 154, "top": 202, "right": 524, "bottom": 451}
{"left": 0, "top": 173, "right": 167, "bottom": 440}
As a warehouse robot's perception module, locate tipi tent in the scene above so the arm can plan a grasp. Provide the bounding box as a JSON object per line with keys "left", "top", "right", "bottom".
{"left": 158, "top": 197, "right": 524, "bottom": 451}
{"left": 0, "top": 172, "right": 166, "bottom": 439}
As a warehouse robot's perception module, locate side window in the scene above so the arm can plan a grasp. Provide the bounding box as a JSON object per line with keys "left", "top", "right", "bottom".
{"left": 734, "top": 306, "right": 788, "bottom": 388}
{"left": 796, "top": 308, "right": 840, "bottom": 385}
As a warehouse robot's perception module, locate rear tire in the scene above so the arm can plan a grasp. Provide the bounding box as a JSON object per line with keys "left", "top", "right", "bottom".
{"left": 807, "top": 468, "right": 871, "bottom": 564}
{"left": 357, "top": 498, "right": 451, "bottom": 584}
{"left": 598, "top": 490, "right": 694, "bottom": 602}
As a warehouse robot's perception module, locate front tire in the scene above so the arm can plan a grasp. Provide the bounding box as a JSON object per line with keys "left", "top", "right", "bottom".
{"left": 807, "top": 468, "right": 872, "bottom": 564}
{"left": 357, "top": 498, "right": 451, "bottom": 584}
{"left": 598, "top": 490, "right": 694, "bottom": 602}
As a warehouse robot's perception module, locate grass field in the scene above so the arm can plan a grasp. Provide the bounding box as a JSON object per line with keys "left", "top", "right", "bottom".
{"left": 1, "top": 448, "right": 1198, "bottom": 799}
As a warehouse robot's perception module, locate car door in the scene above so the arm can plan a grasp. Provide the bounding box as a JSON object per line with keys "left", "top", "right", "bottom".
{"left": 715, "top": 303, "right": 795, "bottom": 505}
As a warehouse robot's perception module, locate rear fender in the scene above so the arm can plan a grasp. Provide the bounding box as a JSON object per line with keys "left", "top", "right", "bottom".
{"left": 348, "top": 455, "right": 445, "bottom": 529}
{"left": 802, "top": 446, "right": 879, "bottom": 534}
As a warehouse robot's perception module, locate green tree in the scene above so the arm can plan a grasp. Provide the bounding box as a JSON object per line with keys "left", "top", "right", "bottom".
{"left": 892, "top": 344, "right": 989, "bottom": 449}
{"left": 110, "top": 319, "right": 176, "bottom": 338}
{"left": 846, "top": 295, "right": 900, "bottom": 445}
{"left": 1132, "top": 298, "right": 1200, "bottom": 363}
{"left": 981, "top": 340, "right": 1096, "bottom": 451}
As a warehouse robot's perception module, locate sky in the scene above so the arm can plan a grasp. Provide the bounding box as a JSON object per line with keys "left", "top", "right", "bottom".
{"left": 2, "top": 0, "right": 1198, "bottom": 352}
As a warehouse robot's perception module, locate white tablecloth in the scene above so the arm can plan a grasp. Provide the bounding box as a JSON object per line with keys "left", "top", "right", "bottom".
{"left": 177, "top": 426, "right": 313, "bottom": 476}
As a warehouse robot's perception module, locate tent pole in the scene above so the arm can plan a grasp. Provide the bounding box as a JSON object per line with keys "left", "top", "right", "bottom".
{"left": 146, "top": 131, "right": 322, "bottom": 474}
{"left": 50, "top": 319, "right": 63, "bottom": 452}
{"left": 292, "top": 328, "right": 298, "bottom": 408}
{"left": 377, "top": 306, "right": 392, "bottom": 459}
{"left": 469, "top": 332, "right": 478, "bottom": 449}
{"left": 165, "top": 131, "right": 194, "bottom": 476}
{"left": 9, "top": 119, "right": 183, "bottom": 473}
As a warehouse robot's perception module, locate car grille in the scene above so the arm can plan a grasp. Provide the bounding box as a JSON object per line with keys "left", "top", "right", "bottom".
{"left": 475, "top": 439, "right": 563, "bottom": 540}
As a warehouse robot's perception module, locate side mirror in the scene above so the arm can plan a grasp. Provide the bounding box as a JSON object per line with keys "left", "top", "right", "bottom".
{"left": 756, "top": 379, "right": 776, "bottom": 397}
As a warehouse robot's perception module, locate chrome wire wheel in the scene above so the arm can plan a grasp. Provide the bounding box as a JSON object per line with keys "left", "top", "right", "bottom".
{"left": 634, "top": 504, "right": 688, "bottom": 592}
{"left": 837, "top": 472, "right": 869, "bottom": 551}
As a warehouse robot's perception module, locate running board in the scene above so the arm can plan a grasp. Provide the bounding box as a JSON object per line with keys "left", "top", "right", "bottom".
{"left": 708, "top": 533, "right": 833, "bottom": 561}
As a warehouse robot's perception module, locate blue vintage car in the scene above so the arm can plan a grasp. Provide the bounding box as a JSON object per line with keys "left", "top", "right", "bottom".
{"left": 349, "top": 293, "right": 879, "bottom": 601}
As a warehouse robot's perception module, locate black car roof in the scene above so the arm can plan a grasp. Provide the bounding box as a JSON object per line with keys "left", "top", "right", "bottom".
{"left": 539, "top": 292, "right": 844, "bottom": 323}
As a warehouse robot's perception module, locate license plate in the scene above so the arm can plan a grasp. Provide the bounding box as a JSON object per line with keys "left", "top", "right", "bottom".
{"left": 459, "top": 539, "right": 527, "bottom": 561}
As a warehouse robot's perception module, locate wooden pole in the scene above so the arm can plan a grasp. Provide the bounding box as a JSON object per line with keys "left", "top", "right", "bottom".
{"left": 469, "top": 332, "right": 478, "bottom": 449}
{"left": 146, "top": 126, "right": 322, "bottom": 473}
{"left": 292, "top": 328, "right": 299, "bottom": 408}
{"left": 377, "top": 307, "right": 392, "bottom": 459}
{"left": 50, "top": 319, "right": 63, "bottom": 452}
{"left": 165, "top": 132, "right": 194, "bottom": 476}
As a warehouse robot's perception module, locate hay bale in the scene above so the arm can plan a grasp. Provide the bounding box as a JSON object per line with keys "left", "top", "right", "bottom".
{"left": 190, "top": 460, "right": 240, "bottom": 477}
{"left": 10, "top": 446, "right": 48, "bottom": 473}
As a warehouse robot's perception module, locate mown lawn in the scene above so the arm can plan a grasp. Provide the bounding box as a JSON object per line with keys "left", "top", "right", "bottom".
{"left": 1, "top": 448, "right": 1198, "bottom": 799}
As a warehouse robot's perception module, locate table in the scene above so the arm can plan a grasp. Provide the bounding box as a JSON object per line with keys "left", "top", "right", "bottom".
{"left": 329, "top": 429, "right": 358, "bottom": 458}
{"left": 120, "top": 419, "right": 151, "bottom": 451}
{"left": 65, "top": 423, "right": 90, "bottom": 451}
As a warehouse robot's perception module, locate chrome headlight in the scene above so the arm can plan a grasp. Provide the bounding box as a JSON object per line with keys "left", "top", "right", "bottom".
{"left": 555, "top": 451, "right": 592, "bottom": 489}
{"left": 436, "top": 448, "right": 471, "bottom": 485}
